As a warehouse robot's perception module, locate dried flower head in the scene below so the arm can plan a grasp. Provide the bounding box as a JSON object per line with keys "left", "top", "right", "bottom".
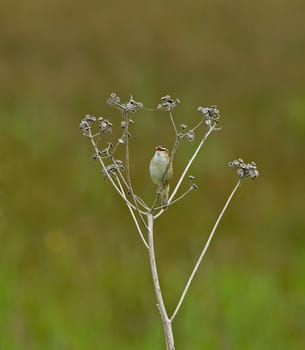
{"left": 102, "top": 160, "right": 125, "bottom": 178}
{"left": 197, "top": 106, "right": 221, "bottom": 128}
{"left": 121, "top": 120, "right": 127, "bottom": 128}
{"left": 107, "top": 93, "right": 143, "bottom": 114}
{"left": 93, "top": 150, "right": 102, "bottom": 160}
{"left": 107, "top": 93, "right": 121, "bottom": 106}
{"left": 190, "top": 183, "right": 198, "bottom": 191}
{"left": 157, "top": 95, "right": 180, "bottom": 111}
{"left": 228, "top": 158, "right": 259, "bottom": 180}
{"left": 98, "top": 117, "right": 112, "bottom": 135}
{"left": 124, "top": 96, "right": 143, "bottom": 113}
{"left": 187, "top": 130, "right": 195, "bottom": 142}
{"left": 80, "top": 114, "right": 96, "bottom": 136}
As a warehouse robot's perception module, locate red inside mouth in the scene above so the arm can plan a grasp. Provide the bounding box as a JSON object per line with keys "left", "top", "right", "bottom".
{"left": 155, "top": 146, "right": 167, "bottom": 152}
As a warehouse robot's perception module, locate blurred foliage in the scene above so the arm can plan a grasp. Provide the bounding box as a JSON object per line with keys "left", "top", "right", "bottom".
{"left": 1, "top": 0, "right": 305, "bottom": 348}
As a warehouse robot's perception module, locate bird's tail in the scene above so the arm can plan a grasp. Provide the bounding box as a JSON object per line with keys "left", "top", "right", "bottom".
{"left": 160, "top": 184, "right": 170, "bottom": 208}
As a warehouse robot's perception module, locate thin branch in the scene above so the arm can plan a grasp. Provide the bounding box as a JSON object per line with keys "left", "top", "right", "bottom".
{"left": 109, "top": 139, "right": 122, "bottom": 156}
{"left": 153, "top": 186, "right": 194, "bottom": 212}
{"left": 123, "top": 112, "right": 132, "bottom": 183}
{"left": 169, "top": 111, "right": 178, "bottom": 136}
{"left": 111, "top": 157, "right": 148, "bottom": 216}
{"left": 160, "top": 110, "right": 184, "bottom": 188}
{"left": 167, "top": 138, "right": 180, "bottom": 178}
{"left": 89, "top": 133, "right": 143, "bottom": 212}
{"left": 116, "top": 176, "right": 149, "bottom": 249}
{"left": 170, "top": 124, "right": 216, "bottom": 202}
{"left": 135, "top": 195, "right": 150, "bottom": 211}
{"left": 190, "top": 119, "right": 204, "bottom": 133}
{"left": 170, "top": 179, "right": 241, "bottom": 322}
{"left": 122, "top": 112, "right": 149, "bottom": 227}
{"left": 91, "top": 132, "right": 101, "bottom": 138}
{"left": 112, "top": 158, "right": 130, "bottom": 191}
{"left": 89, "top": 135, "right": 124, "bottom": 197}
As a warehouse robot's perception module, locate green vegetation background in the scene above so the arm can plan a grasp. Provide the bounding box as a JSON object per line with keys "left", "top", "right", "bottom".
{"left": 1, "top": 0, "right": 305, "bottom": 349}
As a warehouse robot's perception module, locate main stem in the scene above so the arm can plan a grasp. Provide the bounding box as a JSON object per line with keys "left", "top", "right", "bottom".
{"left": 147, "top": 214, "right": 175, "bottom": 350}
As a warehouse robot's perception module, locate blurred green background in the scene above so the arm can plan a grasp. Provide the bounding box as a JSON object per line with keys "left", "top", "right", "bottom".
{"left": 1, "top": 0, "right": 305, "bottom": 349}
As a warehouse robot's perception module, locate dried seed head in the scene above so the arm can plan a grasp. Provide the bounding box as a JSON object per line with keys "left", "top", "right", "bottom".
{"left": 107, "top": 93, "right": 143, "bottom": 114}
{"left": 190, "top": 183, "right": 198, "bottom": 190}
{"left": 93, "top": 150, "right": 102, "bottom": 160}
{"left": 99, "top": 119, "right": 112, "bottom": 135}
{"left": 157, "top": 95, "right": 180, "bottom": 111}
{"left": 80, "top": 114, "right": 96, "bottom": 136}
{"left": 102, "top": 160, "right": 125, "bottom": 178}
{"left": 197, "top": 106, "right": 221, "bottom": 128}
{"left": 229, "top": 158, "right": 259, "bottom": 180}
{"left": 107, "top": 93, "right": 121, "bottom": 106}
{"left": 84, "top": 114, "right": 96, "bottom": 123}
{"left": 126, "top": 95, "right": 143, "bottom": 111}
{"left": 187, "top": 130, "right": 195, "bottom": 142}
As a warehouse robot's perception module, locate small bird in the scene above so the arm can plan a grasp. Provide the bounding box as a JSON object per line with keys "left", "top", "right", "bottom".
{"left": 150, "top": 146, "right": 173, "bottom": 207}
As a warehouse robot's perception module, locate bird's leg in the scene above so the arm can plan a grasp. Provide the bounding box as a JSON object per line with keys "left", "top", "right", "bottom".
{"left": 157, "top": 185, "right": 162, "bottom": 199}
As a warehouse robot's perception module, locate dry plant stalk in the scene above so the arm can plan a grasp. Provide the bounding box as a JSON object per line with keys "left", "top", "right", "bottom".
{"left": 80, "top": 93, "right": 259, "bottom": 350}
